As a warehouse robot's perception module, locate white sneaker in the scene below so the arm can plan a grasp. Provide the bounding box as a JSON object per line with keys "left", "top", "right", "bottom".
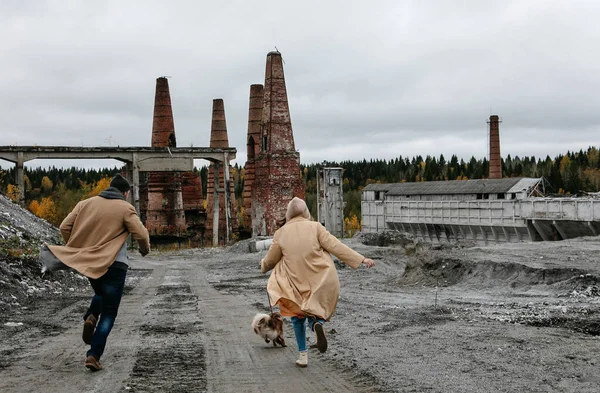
{"left": 295, "top": 351, "right": 308, "bottom": 367}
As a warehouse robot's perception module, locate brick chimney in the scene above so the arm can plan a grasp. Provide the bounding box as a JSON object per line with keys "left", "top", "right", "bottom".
{"left": 151, "top": 77, "right": 176, "bottom": 147}
{"left": 241, "top": 84, "right": 264, "bottom": 232}
{"left": 205, "top": 99, "right": 238, "bottom": 244}
{"left": 250, "top": 51, "right": 305, "bottom": 236}
{"left": 488, "top": 115, "right": 502, "bottom": 179}
{"left": 261, "top": 51, "right": 296, "bottom": 152}
{"left": 208, "top": 98, "right": 229, "bottom": 148}
{"left": 145, "top": 77, "right": 186, "bottom": 239}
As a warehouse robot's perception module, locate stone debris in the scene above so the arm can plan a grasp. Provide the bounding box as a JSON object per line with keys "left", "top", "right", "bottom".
{"left": 0, "top": 194, "right": 88, "bottom": 316}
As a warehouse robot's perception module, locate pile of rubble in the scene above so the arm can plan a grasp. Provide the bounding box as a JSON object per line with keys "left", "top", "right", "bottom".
{"left": 355, "top": 229, "right": 419, "bottom": 248}
{"left": 0, "top": 195, "right": 88, "bottom": 317}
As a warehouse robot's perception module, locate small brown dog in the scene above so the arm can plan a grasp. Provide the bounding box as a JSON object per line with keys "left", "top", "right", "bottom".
{"left": 251, "top": 312, "right": 286, "bottom": 347}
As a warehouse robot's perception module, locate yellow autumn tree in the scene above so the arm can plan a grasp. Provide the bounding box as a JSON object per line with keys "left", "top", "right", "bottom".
{"left": 583, "top": 168, "right": 600, "bottom": 191}
{"left": 6, "top": 184, "right": 20, "bottom": 202}
{"left": 23, "top": 175, "right": 32, "bottom": 192}
{"left": 559, "top": 156, "right": 571, "bottom": 176}
{"left": 237, "top": 205, "right": 246, "bottom": 227}
{"left": 29, "top": 200, "right": 40, "bottom": 215}
{"left": 84, "top": 177, "right": 112, "bottom": 199}
{"left": 344, "top": 215, "right": 361, "bottom": 237}
{"left": 37, "top": 197, "right": 58, "bottom": 225}
{"left": 41, "top": 176, "right": 53, "bottom": 195}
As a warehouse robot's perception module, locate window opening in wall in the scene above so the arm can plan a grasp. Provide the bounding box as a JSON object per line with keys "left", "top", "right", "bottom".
{"left": 262, "top": 135, "right": 268, "bottom": 152}
{"left": 247, "top": 136, "right": 255, "bottom": 160}
{"left": 483, "top": 193, "right": 489, "bottom": 199}
{"left": 497, "top": 193, "right": 505, "bottom": 199}
{"left": 476, "top": 194, "right": 482, "bottom": 200}
{"left": 511, "top": 193, "right": 516, "bottom": 199}
{"left": 329, "top": 171, "right": 340, "bottom": 185}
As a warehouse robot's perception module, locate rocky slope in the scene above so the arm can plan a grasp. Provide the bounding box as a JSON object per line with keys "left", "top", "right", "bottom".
{"left": 0, "top": 195, "right": 88, "bottom": 318}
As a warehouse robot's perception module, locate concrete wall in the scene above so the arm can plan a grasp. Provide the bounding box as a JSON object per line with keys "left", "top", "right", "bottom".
{"left": 362, "top": 195, "right": 600, "bottom": 244}
{"left": 317, "top": 168, "right": 344, "bottom": 237}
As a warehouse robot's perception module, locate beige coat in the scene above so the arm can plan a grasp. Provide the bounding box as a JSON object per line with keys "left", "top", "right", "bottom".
{"left": 260, "top": 216, "right": 364, "bottom": 320}
{"left": 48, "top": 195, "right": 150, "bottom": 279}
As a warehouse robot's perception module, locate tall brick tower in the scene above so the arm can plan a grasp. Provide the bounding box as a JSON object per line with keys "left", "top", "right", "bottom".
{"left": 241, "top": 84, "right": 264, "bottom": 235}
{"left": 144, "top": 77, "right": 187, "bottom": 239}
{"left": 488, "top": 115, "right": 502, "bottom": 179}
{"left": 251, "top": 51, "right": 305, "bottom": 236}
{"left": 205, "top": 99, "right": 238, "bottom": 244}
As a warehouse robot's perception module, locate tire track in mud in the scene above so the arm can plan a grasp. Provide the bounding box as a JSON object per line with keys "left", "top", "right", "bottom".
{"left": 121, "top": 269, "right": 206, "bottom": 392}
{"left": 0, "top": 265, "right": 160, "bottom": 393}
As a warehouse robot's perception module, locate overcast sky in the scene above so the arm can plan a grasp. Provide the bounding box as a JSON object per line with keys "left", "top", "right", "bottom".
{"left": 1, "top": 0, "right": 598, "bottom": 170}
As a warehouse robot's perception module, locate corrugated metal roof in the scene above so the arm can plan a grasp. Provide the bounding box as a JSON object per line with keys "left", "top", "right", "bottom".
{"left": 363, "top": 183, "right": 397, "bottom": 192}
{"left": 507, "top": 178, "right": 542, "bottom": 194}
{"left": 381, "top": 178, "right": 541, "bottom": 196}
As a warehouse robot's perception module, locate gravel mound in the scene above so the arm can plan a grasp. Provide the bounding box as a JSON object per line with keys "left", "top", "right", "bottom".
{"left": 0, "top": 195, "right": 88, "bottom": 318}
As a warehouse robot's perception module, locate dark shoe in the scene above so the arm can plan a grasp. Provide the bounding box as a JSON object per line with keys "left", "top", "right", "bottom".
{"left": 84, "top": 355, "right": 102, "bottom": 371}
{"left": 82, "top": 315, "right": 97, "bottom": 345}
{"left": 314, "top": 323, "right": 327, "bottom": 353}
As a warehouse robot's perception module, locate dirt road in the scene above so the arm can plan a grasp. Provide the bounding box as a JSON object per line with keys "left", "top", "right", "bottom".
{"left": 0, "top": 255, "right": 379, "bottom": 393}
{"left": 2, "top": 235, "right": 600, "bottom": 392}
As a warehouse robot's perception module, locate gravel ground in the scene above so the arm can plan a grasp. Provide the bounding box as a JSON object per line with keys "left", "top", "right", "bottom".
{"left": 2, "top": 193, "right": 600, "bottom": 392}
{"left": 201, "top": 232, "right": 600, "bottom": 392}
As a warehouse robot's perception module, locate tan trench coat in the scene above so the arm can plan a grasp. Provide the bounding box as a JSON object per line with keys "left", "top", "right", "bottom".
{"left": 260, "top": 216, "right": 365, "bottom": 320}
{"left": 48, "top": 196, "right": 150, "bottom": 279}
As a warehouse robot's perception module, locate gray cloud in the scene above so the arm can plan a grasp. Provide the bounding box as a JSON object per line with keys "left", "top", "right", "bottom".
{"left": 1, "top": 0, "right": 598, "bottom": 170}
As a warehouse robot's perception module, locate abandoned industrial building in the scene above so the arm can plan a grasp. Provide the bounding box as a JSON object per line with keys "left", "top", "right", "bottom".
{"left": 2, "top": 56, "right": 600, "bottom": 248}
{"left": 361, "top": 115, "right": 600, "bottom": 244}
{"left": 0, "top": 50, "right": 305, "bottom": 246}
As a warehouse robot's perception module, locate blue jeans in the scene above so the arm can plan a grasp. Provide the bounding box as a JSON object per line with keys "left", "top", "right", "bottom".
{"left": 291, "top": 316, "right": 325, "bottom": 352}
{"left": 84, "top": 265, "right": 127, "bottom": 360}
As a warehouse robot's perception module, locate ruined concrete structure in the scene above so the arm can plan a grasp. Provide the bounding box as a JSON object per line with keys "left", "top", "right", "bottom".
{"left": 205, "top": 99, "right": 238, "bottom": 244}
{"left": 362, "top": 178, "right": 600, "bottom": 244}
{"left": 249, "top": 51, "right": 305, "bottom": 236}
{"left": 241, "top": 84, "right": 264, "bottom": 234}
{"left": 317, "top": 167, "right": 345, "bottom": 237}
{"left": 144, "top": 77, "right": 186, "bottom": 238}
{"left": 362, "top": 115, "right": 600, "bottom": 244}
{"left": 488, "top": 115, "right": 502, "bottom": 179}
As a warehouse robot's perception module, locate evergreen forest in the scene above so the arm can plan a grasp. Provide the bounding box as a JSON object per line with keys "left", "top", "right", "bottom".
{"left": 1, "top": 147, "right": 599, "bottom": 236}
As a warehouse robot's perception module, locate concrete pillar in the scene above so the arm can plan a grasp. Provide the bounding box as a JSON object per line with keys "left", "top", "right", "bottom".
{"left": 480, "top": 226, "right": 488, "bottom": 245}
{"left": 530, "top": 220, "right": 550, "bottom": 241}
{"left": 223, "top": 152, "right": 232, "bottom": 243}
{"left": 132, "top": 153, "right": 140, "bottom": 216}
{"left": 552, "top": 220, "right": 568, "bottom": 240}
{"left": 212, "top": 162, "right": 220, "bottom": 247}
{"left": 502, "top": 227, "right": 510, "bottom": 242}
{"left": 16, "top": 152, "right": 24, "bottom": 206}
{"left": 206, "top": 99, "right": 237, "bottom": 245}
{"left": 588, "top": 221, "right": 597, "bottom": 236}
